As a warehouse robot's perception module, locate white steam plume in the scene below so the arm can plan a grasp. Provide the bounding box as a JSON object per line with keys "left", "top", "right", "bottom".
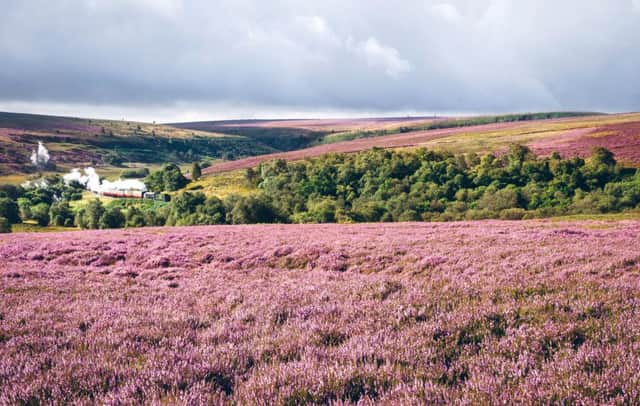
{"left": 30, "top": 142, "right": 50, "bottom": 166}
{"left": 64, "top": 167, "right": 147, "bottom": 194}
{"left": 21, "top": 178, "right": 49, "bottom": 189}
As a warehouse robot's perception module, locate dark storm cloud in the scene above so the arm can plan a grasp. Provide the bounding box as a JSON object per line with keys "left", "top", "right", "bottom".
{"left": 1, "top": 0, "right": 639, "bottom": 120}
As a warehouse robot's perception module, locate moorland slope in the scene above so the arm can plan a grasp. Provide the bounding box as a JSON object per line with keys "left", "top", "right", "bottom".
{"left": 202, "top": 113, "right": 640, "bottom": 174}
{"left": 0, "top": 112, "right": 274, "bottom": 176}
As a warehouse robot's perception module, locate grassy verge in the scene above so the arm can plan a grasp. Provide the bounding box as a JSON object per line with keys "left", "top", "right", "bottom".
{"left": 187, "top": 170, "right": 256, "bottom": 198}
{"left": 11, "top": 222, "right": 77, "bottom": 233}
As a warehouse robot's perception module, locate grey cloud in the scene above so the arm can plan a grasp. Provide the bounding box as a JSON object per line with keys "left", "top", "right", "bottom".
{"left": 0, "top": 0, "right": 639, "bottom": 120}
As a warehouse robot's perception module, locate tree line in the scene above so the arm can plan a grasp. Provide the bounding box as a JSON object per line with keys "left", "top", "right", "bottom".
{"left": 241, "top": 145, "right": 639, "bottom": 223}
{"left": 1, "top": 146, "right": 638, "bottom": 232}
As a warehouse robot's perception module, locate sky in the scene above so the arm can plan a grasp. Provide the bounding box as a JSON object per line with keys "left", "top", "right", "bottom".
{"left": 0, "top": 0, "right": 639, "bottom": 122}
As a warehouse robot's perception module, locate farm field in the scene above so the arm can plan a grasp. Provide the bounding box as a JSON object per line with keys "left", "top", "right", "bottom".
{"left": 202, "top": 113, "right": 640, "bottom": 174}
{"left": 2, "top": 220, "right": 640, "bottom": 404}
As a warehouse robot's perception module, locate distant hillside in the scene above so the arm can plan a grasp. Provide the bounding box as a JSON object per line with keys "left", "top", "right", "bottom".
{"left": 202, "top": 112, "right": 640, "bottom": 175}
{"left": 0, "top": 112, "right": 275, "bottom": 175}
{"left": 169, "top": 116, "right": 438, "bottom": 152}
{"left": 172, "top": 113, "right": 601, "bottom": 151}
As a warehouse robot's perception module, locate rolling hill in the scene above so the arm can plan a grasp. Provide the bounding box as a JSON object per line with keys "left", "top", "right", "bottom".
{"left": 0, "top": 112, "right": 275, "bottom": 177}
{"left": 169, "top": 116, "right": 440, "bottom": 152}
{"left": 3, "top": 110, "right": 640, "bottom": 183}
{"left": 200, "top": 112, "right": 640, "bottom": 175}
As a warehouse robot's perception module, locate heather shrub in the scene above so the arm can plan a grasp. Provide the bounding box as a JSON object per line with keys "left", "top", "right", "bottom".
{"left": 1, "top": 221, "right": 640, "bottom": 403}
{"left": 371, "top": 280, "right": 403, "bottom": 300}
{"left": 316, "top": 329, "right": 349, "bottom": 347}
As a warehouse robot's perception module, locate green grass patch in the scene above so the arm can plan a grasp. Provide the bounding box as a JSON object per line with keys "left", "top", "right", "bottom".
{"left": 192, "top": 170, "right": 257, "bottom": 198}
{"left": 12, "top": 222, "right": 77, "bottom": 233}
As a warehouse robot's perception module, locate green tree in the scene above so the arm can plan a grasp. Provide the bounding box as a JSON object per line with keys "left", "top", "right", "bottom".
{"left": 191, "top": 162, "right": 202, "bottom": 181}
{"left": 17, "top": 198, "right": 32, "bottom": 221}
{"left": 162, "top": 163, "right": 188, "bottom": 191}
{"left": 245, "top": 167, "right": 259, "bottom": 186}
{"left": 475, "top": 186, "right": 521, "bottom": 213}
{"left": 31, "top": 203, "right": 51, "bottom": 226}
{"left": 195, "top": 196, "right": 226, "bottom": 224}
{"left": 145, "top": 163, "right": 189, "bottom": 192}
{"left": 0, "top": 217, "right": 10, "bottom": 233}
{"left": 169, "top": 192, "right": 206, "bottom": 219}
{"left": 0, "top": 197, "right": 20, "bottom": 224}
{"left": 49, "top": 201, "right": 75, "bottom": 227}
{"left": 305, "top": 198, "right": 338, "bottom": 223}
{"left": 144, "top": 170, "right": 165, "bottom": 193}
{"left": 24, "top": 188, "right": 53, "bottom": 205}
{"left": 120, "top": 168, "right": 149, "bottom": 178}
{"left": 227, "top": 194, "right": 281, "bottom": 224}
{"left": 584, "top": 147, "right": 618, "bottom": 189}
{"left": 590, "top": 147, "right": 616, "bottom": 167}
{"left": 99, "top": 207, "right": 125, "bottom": 229}
{"left": 125, "top": 206, "right": 146, "bottom": 227}
{"left": 571, "top": 190, "right": 615, "bottom": 214}
{"left": 143, "top": 208, "right": 167, "bottom": 227}
{"left": 76, "top": 199, "right": 105, "bottom": 229}
{"left": 0, "top": 184, "right": 24, "bottom": 200}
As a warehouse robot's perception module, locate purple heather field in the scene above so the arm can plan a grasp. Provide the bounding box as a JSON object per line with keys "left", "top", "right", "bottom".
{"left": 1, "top": 220, "right": 640, "bottom": 404}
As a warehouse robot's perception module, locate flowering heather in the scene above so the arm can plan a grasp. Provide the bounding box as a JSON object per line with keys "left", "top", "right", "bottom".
{"left": 1, "top": 220, "right": 640, "bottom": 404}
{"left": 202, "top": 122, "right": 538, "bottom": 174}
{"left": 203, "top": 114, "right": 640, "bottom": 175}
{"left": 532, "top": 122, "right": 640, "bottom": 165}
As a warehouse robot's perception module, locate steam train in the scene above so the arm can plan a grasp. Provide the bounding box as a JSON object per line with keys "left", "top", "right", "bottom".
{"left": 98, "top": 190, "right": 170, "bottom": 201}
